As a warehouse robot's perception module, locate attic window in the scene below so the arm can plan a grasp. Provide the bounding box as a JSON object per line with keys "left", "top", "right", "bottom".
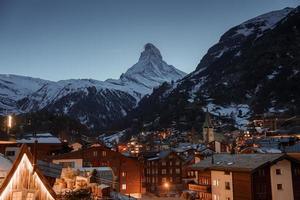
{"left": 276, "top": 169, "right": 282, "bottom": 175}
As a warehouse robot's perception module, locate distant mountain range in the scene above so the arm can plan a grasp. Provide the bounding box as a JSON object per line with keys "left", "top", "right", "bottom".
{"left": 0, "top": 43, "right": 186, "bottom": 130}
{"left": 1, "top": 6, "right": 299, "bottom": 133}
{"left": 117, "top": 6, "right": 300, "bottom": 131}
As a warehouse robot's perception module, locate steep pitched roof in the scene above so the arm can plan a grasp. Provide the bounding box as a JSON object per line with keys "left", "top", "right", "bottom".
{"left": 0, "top": 144, "right": 57, "bottom": 199}
{"left": 189, "top": 153, "right": 287, "bottom": 172}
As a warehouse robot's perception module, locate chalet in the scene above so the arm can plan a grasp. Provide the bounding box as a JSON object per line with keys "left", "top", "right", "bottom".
{"left": 0, "top": 132, "right": 63, "bottom": 161}
{"left": 0, "top": 144, "right": 59, "bottom": 200}
{"left": 187, "top": 154, "right": 300, "bottom": 200}
{"left": 49, "top": 145, "right": 143, "bottom": 198}
{"left": 143, "top": 150, "right": 184, "bottom": 196}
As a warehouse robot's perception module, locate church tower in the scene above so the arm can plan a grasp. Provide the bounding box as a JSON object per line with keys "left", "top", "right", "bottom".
{"left": 202, "top": 109, "right": 214, "bottom": 143}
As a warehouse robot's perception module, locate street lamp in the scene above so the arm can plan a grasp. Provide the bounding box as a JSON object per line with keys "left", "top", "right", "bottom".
{"left": 7, "top": 115, "right": 13, "bottom": 134}
{"left": 164, "top": 182, "right": 170, "bottom": 196}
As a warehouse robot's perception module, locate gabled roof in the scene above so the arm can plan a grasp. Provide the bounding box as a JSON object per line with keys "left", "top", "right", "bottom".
{"left": 0, "top": 144, "right": 57, "bottom": 199}
{"left": 189, "top": 153, "right": 289, "bottom": 172}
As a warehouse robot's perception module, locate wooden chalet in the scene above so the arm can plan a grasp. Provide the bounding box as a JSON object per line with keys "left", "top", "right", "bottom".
{"left": 0, "top": 144, "right": 58, "bottom": 200}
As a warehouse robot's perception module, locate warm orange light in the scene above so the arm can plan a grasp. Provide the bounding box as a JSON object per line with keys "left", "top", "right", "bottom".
{"left": 7, "top": 115, "right": 12, "bottom": 128}
{"left": 164, "top": 182, "right": 169, "bottom": 188}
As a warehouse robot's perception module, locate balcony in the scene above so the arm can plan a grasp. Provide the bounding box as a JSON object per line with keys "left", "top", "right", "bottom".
{"left": 188, "top": 184, "right": 211, "bottom": 193}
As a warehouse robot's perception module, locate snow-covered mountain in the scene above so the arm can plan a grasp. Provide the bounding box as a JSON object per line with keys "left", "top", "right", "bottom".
{"left": 119, "top": 7, "right": 300, "bottom": 130}
{"left": 0, "top": 43, "right": 186, "bottom": 129}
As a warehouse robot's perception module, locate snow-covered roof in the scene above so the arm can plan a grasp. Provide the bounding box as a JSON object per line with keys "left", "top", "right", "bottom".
{"left": 16, "top": 133, "right": 61, "bottom": 144}
{"left": 0, "top": 154, "right": 12, "bottom": 172}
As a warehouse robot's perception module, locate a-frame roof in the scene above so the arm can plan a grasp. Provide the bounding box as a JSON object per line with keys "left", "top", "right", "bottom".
{"left": 0, "top": 144, "right": 57, "bottom": 199}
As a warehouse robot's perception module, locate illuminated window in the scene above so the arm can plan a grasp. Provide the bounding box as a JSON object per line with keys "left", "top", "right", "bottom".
{"left": 93, "top": 151, "right": 98, "bottom": 157}
{"left": 122, "top": 172, "right": 126, "bottom": 177}
{"left": 161, "top": 161, "right": 166, "bottom": 166}
{"left": 176, "top": 161, "right": 180, "bottom": 166}
{"left": 162, "top": 177, "right": 167, "bottom": 183}
{"left": 175, "top": 168, "right": 180, "bottom": 174}
{"left": 102, "top": 151, "right": 107, "bottom": 157}
{"left": 212, "top": 179, "right": 219, "bottom": 186}
{"left": 12, "top": 192, "right": 22, "bottom": 200}
{"left": 162, "top": 169, "right": 167, "bottom": 174}
{"left": 122, "top": 184, "right": 127, "bottom": 190}
{"left": 26, "top": 192, "right": 35, "bottom": 200}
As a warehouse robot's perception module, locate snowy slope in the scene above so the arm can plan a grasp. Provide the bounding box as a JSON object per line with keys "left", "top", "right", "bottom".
{"left": 0, "top": 74, "right": 50, "bottom": 113}
{"left": 0, "top": 44, "right": 186, "bottom": 129}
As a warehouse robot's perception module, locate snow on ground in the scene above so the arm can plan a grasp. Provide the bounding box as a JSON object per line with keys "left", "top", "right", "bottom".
{"left": 99, "top": 130, "right": 127, "bottom": 147}
{"left": 233, "top": 7, "right": 292, "bottom": 38}
{"left": 204, "top": 103, "right": 251, "bottom": 128}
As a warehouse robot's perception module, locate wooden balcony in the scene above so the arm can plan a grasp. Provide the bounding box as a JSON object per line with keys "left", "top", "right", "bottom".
{"left": 188, "top": 183, "right": 211, "bottom": 193}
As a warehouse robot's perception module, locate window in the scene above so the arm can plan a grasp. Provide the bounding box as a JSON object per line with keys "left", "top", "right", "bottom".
{"left": 224, "top": 171, "right": 230, "bottom": 175}
{"left": 162, "top": 177, "right": 167, "bottom": 183}
{"left": 102, "top": 151, "right": 107, "bottom": 157}
{"left": 26, "top": 192, "right": 35, "bottom": 200}
{"left": 212, "top": 179, "right": 219, "bottom": 186}
{"left": 175, "top": 168, "right": 180, "bottom": 174}
{"left": 226, "top": 198, "right": 231, "bottom": 200}
{"left": 5, "top": 151, "right": 15, "bottom": 156}
{"left": 59, "top": 162, "right": 75, "bottom": 168}
{"left": 276, "top": 169, "right": 282, "bottom": 175}
{"left": 213, "top": 194, "right": 220, "bottom": 200}
{"left": 93, "top": 151, "right": 98, "bottom": 157}
{"left": 122, "top": 172, "right": 126, "bottom": 177}
{"left": 170, "top": 177, "right": 173, "bottom": 182}
{"left": 122, "top": 184, "right": 126, "bottom": 190}
{"left": 170, "top": 161, "right": 172, "bottom": 166}
{"left": 161, "top": 161, "right": 166, "bottom": 166}
{"left": 162, "top": 169, "right": 167, "bottom": 174}
{"left": 12, "top": 192, "right": 22, "bottom": 200}
{"left": 277, "top": 184, "right": 283, "bottom": 190}
{"left": 176, "top": 161, "right": 180, "bottom": 166}
{"left": 225, "top": 182, "right": 230, "bottom": 190}
{"left": 169, "top": 168, "right": 172, "bottom": 174}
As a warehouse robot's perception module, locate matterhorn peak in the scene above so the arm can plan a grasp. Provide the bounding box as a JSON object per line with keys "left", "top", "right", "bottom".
{"left": 139, "top": 43, "right": 162, "bottom": 62}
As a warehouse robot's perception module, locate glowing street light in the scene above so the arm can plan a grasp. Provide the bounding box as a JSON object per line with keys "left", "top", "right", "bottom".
{"left": 164, "top": 182, "right": 169, "bottom": 189}
{"left": 7, "top": 115, "right": 12, "bottom": 128}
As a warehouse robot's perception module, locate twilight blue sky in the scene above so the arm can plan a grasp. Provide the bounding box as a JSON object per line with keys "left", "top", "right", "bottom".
{"left": 0, "top": 0, "right": 299, "bottom": 81}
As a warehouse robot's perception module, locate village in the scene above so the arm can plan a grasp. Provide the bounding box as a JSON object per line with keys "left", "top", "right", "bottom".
{"left": 0, "top": 112, "right": 299, "bottom": 200}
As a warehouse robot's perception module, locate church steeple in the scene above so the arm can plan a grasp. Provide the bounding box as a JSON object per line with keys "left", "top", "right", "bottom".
{"left": 202, "top": 108, "right": 214, "bottom": 143}
{"left": 203, "top": 108, "right": 213, "bottom": 128}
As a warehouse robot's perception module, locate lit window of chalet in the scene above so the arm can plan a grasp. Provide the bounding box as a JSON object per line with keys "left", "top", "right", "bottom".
{"left": 175, "top": 168, "right": 180, "bottom": 174}
{"left": 161, "top": 161, "right": 166, "bottom": 166}
{"left": 162, "top": 177, "right": 167, "bottom": 183}
{"left": 176, "top": 161, "right": 180, "bottom": 166}
{"left": 122, "top": 172, "right": 126, "bottom": 177}
{"left": 122, "top": 184, "right": 126, "bottom": 190}
{"left": 93, "top": 151, "right": 97, "bottom": 157}
{"left": 102, "top": 151, "right": 107, "bottom": 157}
